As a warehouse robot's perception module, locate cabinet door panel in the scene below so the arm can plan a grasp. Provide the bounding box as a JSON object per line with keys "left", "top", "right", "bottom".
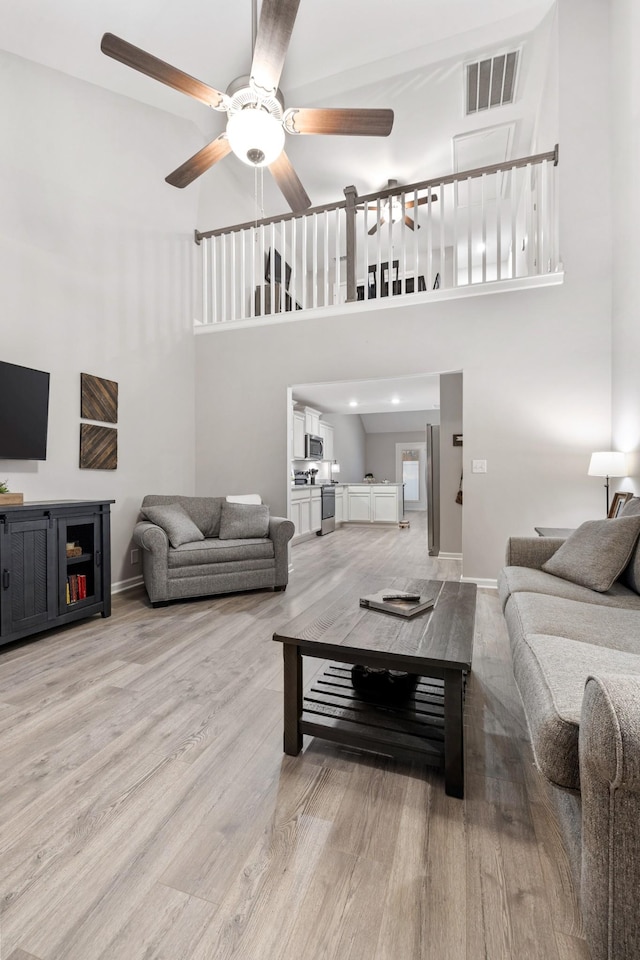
{"left": 347, "top": 493, "right": 371, "bottom": 522}
{"left": 1, "top": 518, "right": 55, "bottom": 635}
{"left": 372, "top": 494, "right": 398, "bottom": 523}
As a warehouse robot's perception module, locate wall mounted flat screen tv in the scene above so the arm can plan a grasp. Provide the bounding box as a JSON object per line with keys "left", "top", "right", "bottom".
{"left": 0, "top": 361, "right": 50, "bottom": 460}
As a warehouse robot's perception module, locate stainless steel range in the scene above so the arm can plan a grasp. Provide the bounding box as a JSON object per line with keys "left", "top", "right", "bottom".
{"left": 316, "top": 484, "right": 335, "bottom": 536}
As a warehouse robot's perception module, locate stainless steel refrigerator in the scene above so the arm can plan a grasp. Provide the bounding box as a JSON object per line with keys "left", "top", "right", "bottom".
{"left": 426, "top": 424, "right": 440, "bottom": 556}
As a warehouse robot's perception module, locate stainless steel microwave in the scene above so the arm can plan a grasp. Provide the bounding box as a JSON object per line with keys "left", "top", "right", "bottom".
{"left": 305, "top": 433, "right": 323, "bottom": 460}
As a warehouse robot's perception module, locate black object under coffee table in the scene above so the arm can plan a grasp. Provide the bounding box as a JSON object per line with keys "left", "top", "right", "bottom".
{"left": 273, "top": 578, "right": 477, "bottom": 798}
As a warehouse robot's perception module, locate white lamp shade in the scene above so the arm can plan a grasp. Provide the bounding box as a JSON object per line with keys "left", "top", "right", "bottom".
{"left": 226, "top": 109, "right": 285, "bottom": 167}
{"left": 588, "top": 451, "right": 628, "bottom": 478}
{"left": 331, "top": 461, "right": 340, "bottom": 474}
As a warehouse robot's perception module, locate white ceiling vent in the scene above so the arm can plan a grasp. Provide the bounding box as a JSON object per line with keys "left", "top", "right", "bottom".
{"left": 466, "top": 51, "right": 519, "bottom": 114}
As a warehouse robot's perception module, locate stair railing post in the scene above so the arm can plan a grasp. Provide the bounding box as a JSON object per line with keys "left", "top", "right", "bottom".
{"left": 343, "top": 185, "right": 358, "bottom": 303}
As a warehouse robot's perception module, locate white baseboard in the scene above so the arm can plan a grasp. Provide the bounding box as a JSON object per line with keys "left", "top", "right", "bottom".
{"left": 439, "top": 552, "right": 462, "bottom": 561}
{"left": 461, "top": 576, "right": 497, "bottom": 589}
{"left": 112, "top": 575, "right": 144, "bottom": 595}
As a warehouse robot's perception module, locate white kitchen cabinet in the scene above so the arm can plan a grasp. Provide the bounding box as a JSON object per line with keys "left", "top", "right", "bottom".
{"left": 372, "top": 490, "right": 399, "bottom": 522}
{"left": 347, "top": 489, "right": 371, "bottom": 522}
{"left": 290, "top": 488, "right": 311, "bottom": 538}
{"left": 292, "top": 411, "right": 306, "bottom": 459}
{"left": 335, "top": 489, "right": 344, "bottom": 524}
{"left": 303, "top": 406, "right": 321, "bottom": 435}
{"left": 343, "top": 484, "right": 403, "bottom": 524}
{"left": 310, "top": 489, "right": 322, "bottom": 531}
{"left": 318, "top": 422, "right": 334, "bottom": 462}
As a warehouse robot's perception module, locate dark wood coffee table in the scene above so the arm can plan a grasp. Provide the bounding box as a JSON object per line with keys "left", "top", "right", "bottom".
{"left": 273, "top": 578, "right": 477, "bottom": 798}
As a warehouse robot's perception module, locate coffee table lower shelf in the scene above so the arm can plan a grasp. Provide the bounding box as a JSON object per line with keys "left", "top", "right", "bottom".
{"left": 300, "top": 663, "right": 460, "bottom": 771}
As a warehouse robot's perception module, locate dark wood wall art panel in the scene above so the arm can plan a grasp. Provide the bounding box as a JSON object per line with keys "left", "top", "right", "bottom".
{"left": 79, "top": 424, "right": 118, "bottom": 470}
{"left": 81, "top": 373, "right": 118, "bottom": 424}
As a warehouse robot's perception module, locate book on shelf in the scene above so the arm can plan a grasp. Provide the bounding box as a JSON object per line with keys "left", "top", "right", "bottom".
{"left": 66, "top": 573, "right": 87, "bottom": 604}
{"left": 359, "top": 589, "right": 436, "bottom": 618}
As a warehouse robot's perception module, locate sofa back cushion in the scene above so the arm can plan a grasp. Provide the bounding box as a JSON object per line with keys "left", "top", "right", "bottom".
{"left": 541, "top": 514, "right": 640, "bottom": 592}
{"left": 219, "top": 501, "right": 270, "bottom": 540}
{"left": 141, "top": 495, "right": 225, "bottom": 538}
{"left": 141, "top": 503, "right": 205, "bottom": 548}
{"left": 619, "top": 497, "right": 640, "bottom": 594}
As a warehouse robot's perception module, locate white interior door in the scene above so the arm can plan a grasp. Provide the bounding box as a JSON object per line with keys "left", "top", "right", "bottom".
{"left": 396, "top": 442, "right": 427, "bottom": 511}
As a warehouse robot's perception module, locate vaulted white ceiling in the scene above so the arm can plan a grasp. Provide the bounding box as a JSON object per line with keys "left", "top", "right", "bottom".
{"left": 0, "top": 0, "right": 557, "bottom": 212}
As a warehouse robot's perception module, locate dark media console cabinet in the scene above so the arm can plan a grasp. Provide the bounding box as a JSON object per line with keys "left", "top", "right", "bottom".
{"left": 0, "top": 499, "right": 114, "bottom": 647}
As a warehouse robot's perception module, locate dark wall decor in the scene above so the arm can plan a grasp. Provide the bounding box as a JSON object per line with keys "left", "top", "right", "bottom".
{"left": 81, "top": 373, "right": 118, "bottom": 424}
{"left": 79, "top": 423, "right": 117, "bottom": 470}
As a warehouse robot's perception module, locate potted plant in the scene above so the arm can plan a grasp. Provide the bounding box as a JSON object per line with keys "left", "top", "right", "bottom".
{"left": 0, "top": 480, "right": 24, "bottom": 505}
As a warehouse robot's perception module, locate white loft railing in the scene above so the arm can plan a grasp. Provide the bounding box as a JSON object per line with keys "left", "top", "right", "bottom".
{"left": 195, "top": 145, "right": 559, "bottom": 326}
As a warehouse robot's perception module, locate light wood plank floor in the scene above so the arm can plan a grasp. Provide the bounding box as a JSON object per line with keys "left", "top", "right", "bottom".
{"left": 0, "top": 515, "right": 589, "bottom": 959}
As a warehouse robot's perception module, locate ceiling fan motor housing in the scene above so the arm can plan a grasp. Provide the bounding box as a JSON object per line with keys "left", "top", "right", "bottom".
{"left": 225, "top": 75, "right": 286, "bottom": 166}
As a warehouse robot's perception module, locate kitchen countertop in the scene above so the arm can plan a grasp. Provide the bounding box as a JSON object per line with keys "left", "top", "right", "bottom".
{"left": 290, "top": 481, "right": 403, "bottom": 488}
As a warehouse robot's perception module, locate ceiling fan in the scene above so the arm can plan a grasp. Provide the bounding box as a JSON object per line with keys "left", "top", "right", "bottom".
{"left": 359, "top": 179, "right": 438, "bottom": 235}
{"left": 101, "top": 0, "right": 394, "bottom": 212}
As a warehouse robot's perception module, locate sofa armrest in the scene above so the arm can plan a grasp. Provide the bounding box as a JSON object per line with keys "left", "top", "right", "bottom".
{"left": 505, "top": 536, "right": 566, "bottom": 569}
{"left": 269, "top": 516, "right": 295, "bottom": 587}
{"left": 132, "top": 521, "right": 170, "bottom": 603}
{"left": 579, "top": 674, "right": 640, "bottom": 960}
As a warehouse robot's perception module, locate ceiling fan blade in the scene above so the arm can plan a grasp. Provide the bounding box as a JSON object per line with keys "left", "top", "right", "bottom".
{"left": 165, "top": 135, "right": 232, "bottom": 189}
{"left": 284, "top": 108, "right": 394, "bottom": 137}
{"left": 404, "top": 215, "right": 419, "bottom": 231}
{"left": 251, "top": 0, "right": 301, "bottom": 98}
{"left": 368, "top": 218, "right": 386, "bottom": 237}
{"left": 101, "top": 33, "right": 227, "bottom": 110}
{"left": 269, "top": 150, "right": 311, "bottom": 212}
{"left": 405, "top": 193, "right": 438, "bottom": 208}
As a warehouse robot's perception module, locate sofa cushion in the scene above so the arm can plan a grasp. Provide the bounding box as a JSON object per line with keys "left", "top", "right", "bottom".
{"left": 541, "top": 515, "right": 640, "bottom": 592}
{"left": 498, "top": 566, "right": 640, "bottom": 611}
{"left": 168, "top": 537, "right": 274, "bottom": 567}
{"left": 505, "top": 592, "right": 640, "bottom": 656}
{"left": 619, "top": 496, "right": 640, "bottom": 594}
{"left": 141, "top": 495, "right": 225, "bottom": 538}
{"left": 512, "top": 633, "right": 640, "bottom": 789}
{"left": 219, "top": 502, "right": 270, "bottom": 540}
{"left": 141, "top": 503, "right": 205, "bottom": 548}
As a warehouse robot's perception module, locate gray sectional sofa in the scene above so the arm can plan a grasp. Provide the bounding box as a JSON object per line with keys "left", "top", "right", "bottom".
{"left": 132, "top": 494, "right": 294, "bottom": 606}
{"left": 498, "top": 497, "right": 640, "bottom": 960}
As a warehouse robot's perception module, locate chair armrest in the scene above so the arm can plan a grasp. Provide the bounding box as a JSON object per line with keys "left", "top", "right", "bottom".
{"left": 579, "top": 674, "right": 640, "bottom": 959}
{"left": 505, "top": 536, "right": 565, "bottom": 569}
{"left": 132, "top": 521, "right": 169, "bottom": 603}
{"left": 269, "top": 516, "right": 295, "bottom": 587}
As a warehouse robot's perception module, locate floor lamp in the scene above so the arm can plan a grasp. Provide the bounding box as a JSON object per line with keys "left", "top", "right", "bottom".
{"left": 588, "top": 451, "right": 627, "bottom": 516}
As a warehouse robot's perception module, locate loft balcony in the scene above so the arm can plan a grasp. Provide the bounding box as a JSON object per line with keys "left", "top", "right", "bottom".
{"left": 194, "top": 146, "right": 562, "bottom": 330}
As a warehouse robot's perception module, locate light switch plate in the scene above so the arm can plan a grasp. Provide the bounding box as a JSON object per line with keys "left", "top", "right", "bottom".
{"left": 472, "top": 459, "right": 487, "bottom": 474}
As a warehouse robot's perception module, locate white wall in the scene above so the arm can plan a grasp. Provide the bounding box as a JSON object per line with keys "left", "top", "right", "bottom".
{"left": 365, "top": 431, "right": 430, "bottom": 485}
{"left": 439, "top": 373, "right": 463, "bottom": 555}
{"left": 0, "top": 52, "right": 201, "bottom": 586}
{"left": 321, "top": 413, "right": 366, "bottom": 483}
{"left": 611, "top": 0, "right": 640, "bottom": 490}
{"left": 193, "top": 1, "right": 613, "bottom": 583}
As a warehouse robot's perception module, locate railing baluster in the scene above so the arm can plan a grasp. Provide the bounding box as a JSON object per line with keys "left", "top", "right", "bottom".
{"left": 511, "top": 165, "right": 517, "bottom": 280}
{"left": 334, "top": 207, "right": 340, "bottom": 305}
{"left": 302, "top": 215, "right": 307, "bottom": 309}
{"left": 413, "top": 188, "right": 419, "bottom": 289}
{"left": 467, "top": 176, "right": 472, "bottom": 285}
{"left": 312, "top": 213, "right": 318, "bottom": 308}
{"left": 481, "top": 173, "right": 487, "bottom": 284}
{"left": 221, "top": 234, "right": 227, "bottom": 320}
{"left": 426, "top": 186, "right": 433, "bottom": 290}
{"left": 496, "top": 168, "right": 502, "bottom": 281}
{"left": 439, "top": 182, "right": 445, "bottom": 289}
{"left": 324, "top": 210, "right": 329, "bottom": 307}
{"left": 400, "top": 191, "right": 406, "bottom": 293}
{"left": 375, "top": 198, "right": 381, "bottom": 301}
{"left": 291, "top": 216, "right": 297, "bottom": 309}
{"left": 453, "top": 181, "right": 459, "bottom": 287}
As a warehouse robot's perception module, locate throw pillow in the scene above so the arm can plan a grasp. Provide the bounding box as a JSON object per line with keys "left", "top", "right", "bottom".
{"left": 218, "top": 501, "right": 270, "bottom": 540}
{"left": 541, "top": 514, "right": 640, "bottom": 592}
{"left": 619, "top": 497, "right": 640, "bottom": 594}
{"left": 142, "top": 503, "right": 205, "bottom": 548}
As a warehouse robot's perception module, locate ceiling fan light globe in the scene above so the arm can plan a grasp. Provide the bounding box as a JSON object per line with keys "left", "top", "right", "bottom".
{"left": 226, "top": 109, "right": 285, "bottom": 167}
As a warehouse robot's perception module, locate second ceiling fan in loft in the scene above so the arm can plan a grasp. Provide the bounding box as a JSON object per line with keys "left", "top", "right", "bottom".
{"left": 360, "top": 179, "right": 438, "bottom": 235}
{"left": 101, "top": 0, "right": 394, "bottom": 212}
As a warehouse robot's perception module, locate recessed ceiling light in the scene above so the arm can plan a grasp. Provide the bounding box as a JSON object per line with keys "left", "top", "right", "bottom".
{"left": 391, "top": 397, "right": 400, "bottom": 405}
{"left": 349, "top": 400, "right": 358, "bottom": 407}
